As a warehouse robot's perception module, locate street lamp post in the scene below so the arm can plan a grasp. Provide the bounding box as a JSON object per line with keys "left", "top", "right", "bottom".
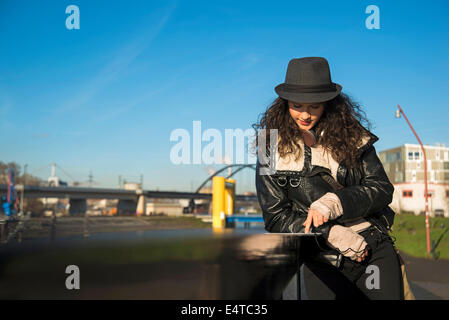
{"left": 396, "top": 104, "right": 431, "bottom": 255}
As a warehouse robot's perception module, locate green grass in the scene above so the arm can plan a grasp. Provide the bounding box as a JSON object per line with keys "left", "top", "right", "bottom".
{"left": 391, "top": 213, "right": 449, "bottom": 260}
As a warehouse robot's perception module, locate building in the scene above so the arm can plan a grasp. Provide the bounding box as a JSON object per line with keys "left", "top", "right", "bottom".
{"left": 378, "top": 143, "right": 449, "bottom": 217}
{"left": 146, "top": 198, "right": 185, "bottom": 216}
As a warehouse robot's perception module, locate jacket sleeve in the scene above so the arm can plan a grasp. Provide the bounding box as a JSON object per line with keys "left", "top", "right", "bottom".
{"left": 255, "top": 160, "right": 332, "bottom": 235}
{"left": 334, "top": 146, "right": 394, "bottom": 222}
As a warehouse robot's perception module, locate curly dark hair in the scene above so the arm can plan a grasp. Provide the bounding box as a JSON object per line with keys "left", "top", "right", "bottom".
{"left": 252, "top": 93, "right": 372, "bottom": 168}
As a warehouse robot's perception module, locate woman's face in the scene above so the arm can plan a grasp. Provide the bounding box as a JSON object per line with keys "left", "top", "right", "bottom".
{"left": 288, "top": 100, "right": 325, "bottom": 130}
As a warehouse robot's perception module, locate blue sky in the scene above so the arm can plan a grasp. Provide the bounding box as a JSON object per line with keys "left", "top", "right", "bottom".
{"left": 1, "top": 0, "right": 448, "bottom": 193}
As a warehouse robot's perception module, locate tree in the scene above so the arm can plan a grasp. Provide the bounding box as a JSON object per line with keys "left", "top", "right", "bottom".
{"left": 0, "top": 161, "right": 43, "bottom": 186}
{"left": 1, "top": 161, "right": 45, "bottom": 216}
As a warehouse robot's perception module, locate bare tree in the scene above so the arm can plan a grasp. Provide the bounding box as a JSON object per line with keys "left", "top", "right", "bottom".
{"left": 0, "top": 161, "right": 43, "bottom": 186}
{"left": 1, "top": 161, "right": 45, "bottom": 216}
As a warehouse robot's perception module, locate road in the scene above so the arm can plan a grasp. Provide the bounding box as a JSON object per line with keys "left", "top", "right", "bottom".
{"left": 400, "top": 251, "right": 449, "bottom": 300}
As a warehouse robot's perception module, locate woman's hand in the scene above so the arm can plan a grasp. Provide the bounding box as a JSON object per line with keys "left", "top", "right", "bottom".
{"left": 303, "top": 208, "right": 329, "bottom": 233}
{"left": 356, "top": 247, "right": 369, "bottom": 262}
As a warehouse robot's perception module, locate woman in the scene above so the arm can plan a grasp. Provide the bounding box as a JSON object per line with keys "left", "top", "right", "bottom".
{"left": 253, "top": 57, "right": 404, "bottom": 300}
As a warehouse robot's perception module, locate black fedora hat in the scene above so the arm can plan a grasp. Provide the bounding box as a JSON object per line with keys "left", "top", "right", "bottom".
{"left": 275, "top": 57, "right": 342, "bottom": 103}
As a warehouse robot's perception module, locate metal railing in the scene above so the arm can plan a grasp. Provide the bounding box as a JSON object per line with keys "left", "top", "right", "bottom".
{"left": 0, "top": 229, "right": 305, "bottom": 299}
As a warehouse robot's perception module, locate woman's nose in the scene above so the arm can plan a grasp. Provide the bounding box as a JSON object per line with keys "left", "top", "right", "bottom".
{"left": 300, "top": 111, "right": 311, "bottom": 119}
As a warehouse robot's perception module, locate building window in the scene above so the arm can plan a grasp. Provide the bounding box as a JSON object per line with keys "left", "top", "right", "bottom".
{"left": 446, "top": 190, "right": 449, "bottom": 198}
{"left": 386, "top": 152, "right": 401, "bottom": 163}
{"left": 408, "top": 151, "right": 421, "bottom": 160}
{"left": 436, "top": 151, "right": 440, "bottom": 160}
{"left": 444, "top": 172, "right": 449, "bottom": 181}
{"left": 417, "top": 161, "right": 421, "bottom": 168}
{"left": 444, "top": 152, "right": 448, "bottom": 161}
{"left": 444, "top": 162, "right": 449, "bottom": 170}
{"left": 402, "top": 190, "right": 413, "bottom": 198}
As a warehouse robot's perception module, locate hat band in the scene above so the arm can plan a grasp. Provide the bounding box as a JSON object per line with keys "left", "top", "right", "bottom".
{"left": 281, "top": 83, "right": 337, "bottom": 93}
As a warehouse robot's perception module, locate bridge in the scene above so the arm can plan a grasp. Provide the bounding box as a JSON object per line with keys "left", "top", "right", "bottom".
{"left": 0, "top": 184, "right": 258, "bottom": 215}
{"left": 1, "top": 163, "right": 258, "bottom": 216}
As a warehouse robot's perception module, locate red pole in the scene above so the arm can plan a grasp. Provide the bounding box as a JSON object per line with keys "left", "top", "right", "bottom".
{"left": 397, "top": 104, "right": 431, "bottom": 255}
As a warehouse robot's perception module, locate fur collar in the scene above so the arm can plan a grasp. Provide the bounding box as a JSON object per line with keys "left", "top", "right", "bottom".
{"left": 274, "top": 131, "right": 377, "bottom": 179}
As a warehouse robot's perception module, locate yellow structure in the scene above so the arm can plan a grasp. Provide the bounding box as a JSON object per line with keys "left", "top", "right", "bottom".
{"left": 212, "top": 177, "right": 236, "bottom": 230}
{"left": 224, "top": 178, "right": 235, "bottom": 216}
{"left": 136, "top": 194, "right": 146, "bottom": 216}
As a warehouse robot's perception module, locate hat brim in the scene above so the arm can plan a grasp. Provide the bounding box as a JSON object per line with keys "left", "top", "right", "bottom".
{"left": 275, "top": 83, "right": 342, "bottom": 103}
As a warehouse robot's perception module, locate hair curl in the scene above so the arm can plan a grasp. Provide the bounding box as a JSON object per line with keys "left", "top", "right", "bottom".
{"left": 252, "top": 93, "right": 372, "bottom": 168}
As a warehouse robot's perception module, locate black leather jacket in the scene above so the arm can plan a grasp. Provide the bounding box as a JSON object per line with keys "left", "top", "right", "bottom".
{"left": 255, "top": 131, "right": 394, "bottom": 239}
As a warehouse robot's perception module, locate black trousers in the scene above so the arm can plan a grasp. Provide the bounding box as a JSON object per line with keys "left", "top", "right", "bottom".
{"left": 303, "top": 225, "right": 404, "bottom": 300}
